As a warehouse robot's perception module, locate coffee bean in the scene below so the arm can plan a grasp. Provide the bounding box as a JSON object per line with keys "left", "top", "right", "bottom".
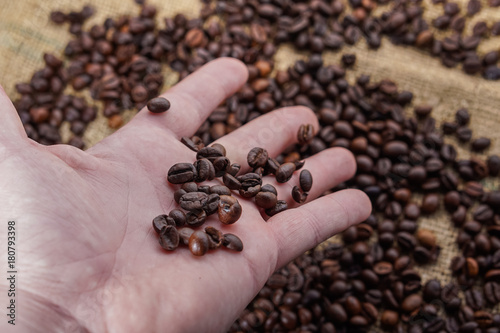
{"left": 456, "top": 108, "right": 471, "bottom": 125}
{"left": 189, "top": 230, "right": 209, "bottom": 256}
{"left": 209, "top": 185, "right": 231, "bottom": 196}
{"left": 223, "top": 173, "right": 242, "bottom": 190}
{"left": 299, "top": 169, "right": 313, "bottom": 192}
{"left": 456, "top": 126, "right": 473, "bottom": 142}
{"left": 179, "top": 192, "right": 208, "bottom": 211}
{"left": 169, "top": 209, "right": 186, "bottom": 227}
{"left": 255, "top": 191, "right": 278, "bottom": 209}
{"left": 218, "top": 195, "right": 242, "bottom": 224}
{"left": 260, "top": 184, "right": 278, "bottom": 196}
{"left": 383, "top": 141, "right": 409, "bottom": 157}
{"left": 423, "top": 279, "right": 442, "bottom": 302}
{"left": 196, "top": 146, "right": 224, "bottom": 162}
{"left": 265, "top": 200, "right": 288, "bottom": 216}
{"left": 203, "top": 193, "right": 220, "bottom": 215}
{"left": 381, "top": 310, "right": 399, "bottom": 328}
{"left": 291, "top": 186, "right": 307, "bottom": 204}
{"left": 401, "top": 294, "right": 422, "bottom": 312}
{"left": 159, "top": 225, "right": 179, "bottom": 251}
{"left": 186, "top": 209, "right": 207, "bottom": 228}
{"left": 421, "top": 193, "right": 440, "bottom": 214}
{"left": 152, "top": 214, "right": 174, "bottom": 234}
{"left": 471, "top": 137, "right": 491, "bottom": 151}
{"left": 178, "top": 227, "right": 194, "bottom": 246}
{"left": 417, "top": 229, "right": 437, "bottom": 249}
{"left": 222, "top": 233, "right": 243, "bottom": 251}
{"left": 193, "top": 158, "right": 215, "bottom": 182}
{"left": 247, "top": 147, "right": 269, "bottom": 169}
{"left": 168, "top": 163, "right": 197, "bottom": 184}
{"left": 276, "top": 162, "right": 296, "bottom": 183}
{"left": 146, "top": 97, "right": 170, "bottom": 113}
{"left": 297, "top": 123, "right": 314, "bottom": 144}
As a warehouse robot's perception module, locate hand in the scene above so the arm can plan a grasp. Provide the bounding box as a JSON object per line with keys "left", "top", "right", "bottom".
{"left": 0, "top": 58, "right": 371, "bottom": 333}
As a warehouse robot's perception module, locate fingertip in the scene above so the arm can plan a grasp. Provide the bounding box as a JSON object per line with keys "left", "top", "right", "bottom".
{"left": 284, "top": 106, "right": 320, "bottom": 132}
{"left": 211, "top": 57, "right": 249, "bottom": 85}
{"left": 330, "top": 147, "right": 357, "bottom": 179}
{"left": 337, "top": 188, "right": 372, "bottom": 225}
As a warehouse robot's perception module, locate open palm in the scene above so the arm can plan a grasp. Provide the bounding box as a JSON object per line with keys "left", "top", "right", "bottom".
{"left": 0, "top": 58, "right": 370, "bottom": 333}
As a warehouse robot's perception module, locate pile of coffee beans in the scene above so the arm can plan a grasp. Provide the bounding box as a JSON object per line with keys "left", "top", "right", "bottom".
{"left": 7, "top": 0, "right": 500, "bottom": 331}
{"left": 153, "top": 140, "right": 313, "bottom": 256}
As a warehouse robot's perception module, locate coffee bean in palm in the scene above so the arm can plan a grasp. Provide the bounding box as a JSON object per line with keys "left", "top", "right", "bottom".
{"left": 293, "top": 159, "right": 305, "bottom": 171}
{"left": 174, "top": 189, "right": 186, "bottom": 203}
{"left": 167, "top": 163, "right": 197, "bottom": 184}
{"left": 194, "top": 158, "right": 215, "bottom": 182}
{"left": 186, "top": 209, "right": 207, "bottom": 228}
{"left": 179, "top": 192, "right": 208, "bottom": 211}
{"left": 218, "top": 195, "right": 242, "bottom": 224}
{"left": 255, "top": 191, "right": 278, "bottom": 209}
{"left": 210, "top": 185, "right": 231, "bottom": 196}
{"left": 152, "top": 214, "right": 174, "bottom": 234}
{"left": 265, "top": 200, "right": 288, "bottom": 216}
{"left": 202, "top": 193, "right": 220, "bottom": 215}
{"left": 146, "top": 97, "right": 170, "bottom": 113}
{"left": 260, "top": 184, "right": 278, "bottom": 196}
{"left": 297, "top": 124, "right": 314, "bottom": 145}
{"left": 222, "top": 233, "right": 243, "bottom": 251}
{"left": 247, "top": 147, "right": 269, "bottom": 168}
{"left": 189, "top": 230, "right": 210, "bottom": 256}
{"left": 180, "top": 136, "right": 199, "bottom": 152}
{"left": 223, "top": 173, "right": 242, "bottom": 190}
{"left": 276, "top": 162, "right": 296, "bottom": 183}
{"left": 210, "top": 143, "right": 226, "bottom": 157}
{"left": 299, "top": 169, "right": 313, "bottom": 192}
{"left": 292, "top": 186, "right": 307, "bottom": 204}
{"left": 205, "top": 226, "right": 223, "bottom": 250}
{"left": 181, "top": 182, "right": 198, "bottom": 193}
{"left": 178, "top": 227, "right": 194, "bottom": 246}
{"left": 159, "top": 225, "right": 179, "bottom": 251}
{"left": 213, "top": 156, "right": 230, "bottom": 177}
{"left": 196, "top": 146, "right": 224, "bottom": 162}
{"left": 169, "top": 209, "right": 186, "bottom": 227}
{"left": 227, "top": 163, "right": 241, "bottom": 176}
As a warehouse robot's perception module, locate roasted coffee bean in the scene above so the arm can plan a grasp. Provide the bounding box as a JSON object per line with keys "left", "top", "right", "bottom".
{"left": 276, "top": 162, "right": 296, "bottom": 183}
{"left": 265, "top": 200, "right": 288, "bottom": 216}
{"left": 488, "top": 155, "right": 500, "bottom": 176}
{"left": 196, "top": 146, "right": 224, "bottom": 162}
{"left": 169, "top": 209, "right": 186, "bottom": 227}
{"left": 194, "top": 158, "right": 215, "bottom": 182}
{"left": 456, "top": 126, "right": 473, "bottom": 142}
{"left": 484, "top": 282, "right": 500, "bottom": 305}
{"left": 181, "top": 136, "right": 199, "bottom": 152}
{"left": 213, "top": 156, "right": 230, "bottom": 177}
{"left": 421, "top": 193, "right": 440, "bottom": 214}
{"left": 186, "top": 209, "right": 207, "bottom": 228}
{"left": 209, "top": 185, "right": 231, "bottom": 196}
{"left": 417, "top": 229, "right": 437, "bottom": 249}
{"left": 189, "top": 230, "right": 209, "bottom": 256}
{"left": 255, "top": 191, "right": 278, "bottom": 209}
{"left": 227, "top": 163, "right": 241, "bottom": 176}
{"left": 158, "top": 225, "right": 179, "bottom": 251}
{"left": 203, "top": 193, "right": 220, "bottom": 215}
{"left": 179, "top": 192, "right": 208, "bottom": 211}
{"left": 223, "top": 173, "right": 242, "bottom": 190}
{"left": 381, "top": 310, "right": 399, "bottom": 328}
{"left": 291, "top": 186, "right": 307, "bottom": 204}
{"left": 167, "top": 163, "right": 197, "bottom": 184}
{"left": 402, "top": 294, "right": 422, "bottom": 313}
{"left": 182, "top": 182, "right": 198, "bottom": 193}
{"left": 222, "top": 233, "right": 243, "bottom": 251}
{"left": 218, "top": 195, "right": 242, "bottom": 224}
{"left": 146, "top": 97, "right": 170, "bottom": 113}
{"left": 423, "top": 279, "right": 442, "bottom": 302}
{"left": 297, "top": 123, "right": 314, "bottom": 144}
{"left": 174, "top": 189, "right": 187, "bottom": 204}
{"left": 178, "top": 227, "right": 194, "bottom": 246}
{"left": 471, "top": 137, "right": 491, "bottom": 151}
{"left": 260, "top": 184, "right": 278, "bottom": 196}
{"left": 465, "top": 288, "right": 484, "bottom": 311}
{"left": 247, "top": 147, "right": 269, "bottom": 168}
{"left": 205, "top": 226, "right": 223, "bottom": 250}
{"left": 152, "top": 214, "right": 174, "bottom": 234}
{"left": 299, "top": 169, "right": 313, "bottom": 192}
{"left": 456, "top": 108, "right": 471, "bottom": 125}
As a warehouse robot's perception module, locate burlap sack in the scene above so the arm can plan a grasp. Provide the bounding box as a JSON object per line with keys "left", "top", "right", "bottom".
{"left": 1, "top": 0, "right": 499, "bottom": 325}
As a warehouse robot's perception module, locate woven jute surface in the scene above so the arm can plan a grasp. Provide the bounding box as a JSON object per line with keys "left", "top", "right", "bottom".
{"left": 1, "top": 0, "right": 500, "bottom": 326}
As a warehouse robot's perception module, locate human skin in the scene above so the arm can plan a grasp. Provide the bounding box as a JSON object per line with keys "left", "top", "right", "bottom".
{"left": 0, "top": 58, "right": 371, "bottom": 333}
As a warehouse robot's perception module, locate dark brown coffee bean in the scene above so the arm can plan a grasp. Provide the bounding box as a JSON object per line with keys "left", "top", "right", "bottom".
{"left": 180, "top": 136, "right": 199, "bottom": 152}
{"left": 484, "top": 282, "right": 500, "bottom": 305}
{"left": 179, "top": 192, "right": 208, "bottom": 211}
{"left": 152, "top": 214, "right": 174, "bottom": 234}
{"left": 218, "top": 195, "right": 242, "bottom": 224}
{"left": 414, "top": 105, "right": 432, "bottom": 118}
{"left": 222, "top": 233, "right": 243, "bottom": 251}
{"left": 146, "top": 97, "right": 170, "bottom": 113}
{"left": 168, "top": 163, "right": 197, "bottom": 184}
{"left": 169, "top": 209, "right": 186, "bottom": 227}
{"left": 471, "top": 137, "right": 491, "bottom": 151}
{"left": 260, "top": 184, "right": 278, "bottom": 196}
{"left": 401, "top": 294, "right": 422, "bottom": 313}
{"left": 181, "top": 182, "right": 198, "bottom": 193}
{"left": 423, "top": 279, "right": 442, "bottom": 302}
{"left": 189, "top": 230, "right": 209, "bottom": 256}
{"left": 203, "top": 193, "right": 220, "bottom": 215}
{"left": 209, "top": 185, "right": 231, "bottom": 196}
{"left": 204, "top": 226, "right": 223, "bottom": 250}
{"left": 291, "top": 186, "right": 307, "bottom": 204}
{"left": 276, "top": 162, "right": 296, "bottom": 183}
{"left": 223, "top": 173, "right": 242, "bottom": 190}
{"left": 186, "top": 209, "right": 207, "bottom": 228}
{"left": 299, "top": 169, "right": 313, "bottom": 192}
{"left": 227, "top": 163, "right": 240, "bottom": 176}
{"left": 297, "top": 123, "right": 315, "bottom": 144}
{"left": 488, "top": 155, "right": 500, "bottom": 176}
{"left": 265, "top": 200, "right": 288, "bottom": 216}
{"left": 417, "top": 229, "right": 437, "bottom": 249}
{"left": 196, "top": 146, "right": 224, "bottom": 162}
{"left": 194, "top": 158, "right": 215, "bottom": 182}
{"left": 255, "top": 191, "right": 278, "bottom": 209}
{"left": 383, "top": 141, "right": 408, "bottom": 157}
{"left": 158, "top": 225, "right": 179, "bottom": 251}
{"left": 465, "top": 288, "right": 484, "bottom": 310}
{"left": 247, "top": 147, "right": 269, "bottom": 168}
{"left": 421, "top": 193, "right": 440, "bottom": 214}
{"left": 381, "top": 310, "right": 399, "bottom": 328}
{"left": 178, "top": 227, "right": 194, "bottom": 246}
